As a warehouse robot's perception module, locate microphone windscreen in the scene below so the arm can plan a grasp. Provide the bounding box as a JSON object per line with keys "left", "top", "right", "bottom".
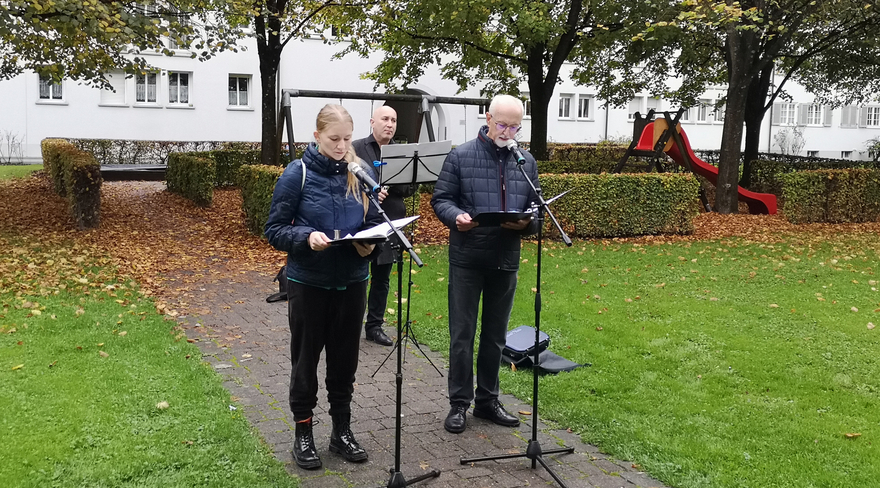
{"left": 506, "top": 139, "right": 518, "bottom": 149}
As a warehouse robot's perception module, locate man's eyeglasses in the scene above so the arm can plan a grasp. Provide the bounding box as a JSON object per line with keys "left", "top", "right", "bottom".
{"left": 494, "top": 123, "right": 522, "bottom": 134}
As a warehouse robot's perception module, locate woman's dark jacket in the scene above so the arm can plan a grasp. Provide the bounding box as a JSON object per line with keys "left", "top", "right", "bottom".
{"left": 431, "top": 126, "right": 540, "bottom": 271}
{"left": 265, "top": 143, "right": 383, "bottom": 289}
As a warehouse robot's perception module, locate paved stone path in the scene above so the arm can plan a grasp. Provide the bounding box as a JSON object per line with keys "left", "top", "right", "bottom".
{"left": 177, "top": 269, "right": 669, "bottom": 488}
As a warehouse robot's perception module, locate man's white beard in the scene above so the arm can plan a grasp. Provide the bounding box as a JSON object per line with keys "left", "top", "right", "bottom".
{"left": 494, "top": 138, "right": 509, "bottom": 148}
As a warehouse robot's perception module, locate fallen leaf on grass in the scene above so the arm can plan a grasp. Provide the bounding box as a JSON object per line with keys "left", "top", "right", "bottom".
{"left": 518, "top": 410, "right": 532, "bottom": 415}
{"left": 118, "top": 331, "right": 127, "bottom": 337}
{"left": 48, "top": 361, "right": 57, "bottom": 368}
{"left": 157, "top": 401, "right": 170, "bottom": 410}
{"left": 99, "top": 351, "right": 109, "bottom": 358}
{"left": 510, "top": 363, "right": 516, "bottom": 372}
{"left": 596, "top": 326, "right": 603, "bottom": 331}
{"left": 11, "top": 364, "right": 24, "bottom": 371}
{"left": 868, "top": 323, "right": 876, "bottom": 330}
{"left": 844, "top": 433, "right": 861, "bottom": 439}
{"left": 769, "top": 304, "right": 779, "bottom": 308}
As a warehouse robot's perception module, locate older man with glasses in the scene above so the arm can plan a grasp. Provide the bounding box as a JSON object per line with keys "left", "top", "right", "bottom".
{"left": 431, "top": 94, "right": 541, "bottom": 434}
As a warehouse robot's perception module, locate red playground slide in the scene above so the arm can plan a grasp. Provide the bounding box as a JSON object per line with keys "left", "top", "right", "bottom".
{"left": 663, "top": 126, "right": 777, "bottom": 215}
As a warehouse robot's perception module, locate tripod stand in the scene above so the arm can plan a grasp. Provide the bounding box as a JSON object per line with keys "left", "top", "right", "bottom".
{"left": 460, "top": 162, "right": 575, "bottom": 487}
{"left": 361, "top": 179, "right": 440, "bottom": 488}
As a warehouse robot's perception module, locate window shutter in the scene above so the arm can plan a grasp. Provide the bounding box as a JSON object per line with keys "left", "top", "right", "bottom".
{"left": 840, "top": 106, "right": 851, "bottom": 127}
{"left": 860, "top": 107, "right": 868, "bottom": 128}
{"left": 798, "top": 104, "right": 808, "bottom": 125}
{"left": 771, "top": 103, "right": 781, "bottom": 125}
{"left": 823, "top": 106, "right": 832, "bottom": 127}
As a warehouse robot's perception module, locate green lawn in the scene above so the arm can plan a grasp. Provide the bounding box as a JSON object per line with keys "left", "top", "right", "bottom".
{"left": 0, "top": 235, "right": 298, "bottom": 488}
{"left": 0, "top": 164, "right": 43, "bottom": 179}
{"left": 399, "top": 233, "right": 880, "bottom": 488}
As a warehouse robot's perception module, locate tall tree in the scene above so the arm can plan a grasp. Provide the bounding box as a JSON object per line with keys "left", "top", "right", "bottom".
{"left": 0, "top": 0, "right": 239, "bottom": 87}
{"left": 344, "top": 0, "right": 644, "bottom": 160}
{"left": 215, "top": 0, "right": 371, "bottom": 165}
{"left": 633, "top": 0, "right": 880, "bottom": 211}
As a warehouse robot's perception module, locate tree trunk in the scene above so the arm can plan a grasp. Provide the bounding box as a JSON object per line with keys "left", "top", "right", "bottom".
{"left": 717, "top": 26, "right": 756, "bottom": 214}
{"left": 740, "top": 66, "right": 773, "bottom": 188}
{"left": 526, "top": 49, "right": 549, "bottom": 161}
{"left": 256, "top": 13, "right": 282, "bottom": 166}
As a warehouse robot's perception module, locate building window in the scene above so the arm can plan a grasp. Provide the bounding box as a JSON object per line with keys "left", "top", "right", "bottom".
{"left": 39, "top": 74, "right": 63, "bottom": 100}
{"left": 646, "top": 97, "right": 660, "bottom": 114}
{"left": 228, "top": 75, "right": 249, "bottom": 107}
{"left": 136, "top": 73, "right": 157, "bottom": 103}
{"left": 577, "top": 95, "right": 592, "bottom": 119}
{"left": 841, "top": 151, "right": 853, "bottom": 159}
{"left": 696, "top": 99, "right": 711, "bottom": 123}
{"left": 559, "top": 94, "right": 573, "bottom": 119}
{"left": 168, "top": 72, "right": 190, "bottom": 105}
{"left": 779, "top": 103, "right": 796, "bottom": 125}
{"left": 806, "top": 104, "right": 823, "bottom": 125}
{"left": 714, "top": 99, "right": 725, "bottom": 122}
{"left": 866, "top": 106, "right": 880, "bottom": 127}
{"left": 807, "top": 150, "right": 819, "bottom": 158}
{"left": 478, "top": 104, "right": 487, "bottom": 118}
{"left": 675, "top": 107, "right": 689, "bottom": 122}
{"left": 627, "top": 97, "right": 641, "bottom": 120}
{"left": 99, "top": 71, "right": 127, "bottom": 106}
{"left": 522, "top": 93, "right": 532, "bottom": 118}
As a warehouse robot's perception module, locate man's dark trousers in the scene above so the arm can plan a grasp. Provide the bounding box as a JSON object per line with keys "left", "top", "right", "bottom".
{"left": 447, "top": 264, "right": 517, "bottom": 408}
{"left": 365, "top": 261, "right": 393, "bottom": 333}
{"left": 288, "top": 280, "right": 367, "bottom": 421}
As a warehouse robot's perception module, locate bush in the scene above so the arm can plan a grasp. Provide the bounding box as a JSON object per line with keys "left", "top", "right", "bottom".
{"left": 66, "top": 138, "right": 305, "bottom": 166}
{"left": 782, "top": 169, "right": 880, "bottom": 224}
{"left": 167, "top": 153, "right": 216, "bottom": 206}
{"left": 751, "top": 157, "right": 878, "bottom": 196}
{"left": 209, "top": 150, "right": 262, "bottom": 187}
{"left": 41, "top": 138, "right": 102, "bottom": 229}
{"left": 239, "top": 164, "right": 285, "bottom": 236}
{"left": 546, "top": 143, "right": 629, "bottom": 164}
{"left": 41, "top": 138, "right": 70, "bottom": 196}
{"left": 538, "top": 173, "right": 700, "bottom": 238}
{"left": 63, "top": 149, "right": 103, "bottom": 229}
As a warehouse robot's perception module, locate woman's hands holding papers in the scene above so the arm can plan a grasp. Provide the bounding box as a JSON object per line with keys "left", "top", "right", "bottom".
{"left": 309, "top": 231, "right": 332, "bottom": 251}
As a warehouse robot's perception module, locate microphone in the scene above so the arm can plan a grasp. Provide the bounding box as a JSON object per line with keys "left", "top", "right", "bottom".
{"left": 506, "top": 139, "right": 526, "bottom": 164}
{"left": 347, "top": 161, "right": 380, "bottom": 193}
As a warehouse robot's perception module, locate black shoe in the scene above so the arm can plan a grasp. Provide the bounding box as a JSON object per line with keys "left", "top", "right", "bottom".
{"left": 444, "top": 404, "right": 468, "bottom": 434}
{"left": 473, "top": 400, "right": 520, "bottom": 427}
{"left": 329, "top": 413, "right": 368, "bottom": 462}
{"left": 365, "top": 327, "right": 393, "bottom": 346}
{"left": 293, "top": 418, "right": 322, "bottom": 470}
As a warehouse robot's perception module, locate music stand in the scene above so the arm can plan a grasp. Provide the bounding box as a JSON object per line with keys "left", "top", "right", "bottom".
{"left": 459, "top": 163, "right": 575, "bottom": 487}
{"left": 370, "top": 140, "right": 451, "bottom": 487}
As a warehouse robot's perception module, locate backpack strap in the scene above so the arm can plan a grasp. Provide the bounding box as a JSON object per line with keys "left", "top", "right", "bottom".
{"left": 301, "top": 159, "right": 307, "bottom": 190}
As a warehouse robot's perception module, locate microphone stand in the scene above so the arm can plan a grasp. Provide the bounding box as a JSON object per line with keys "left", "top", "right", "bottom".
{"left": 460, "top": 161, "right": 574, "bottom": 487}
{"left": 359, "top": 183, "right": 439, "bottom": 487}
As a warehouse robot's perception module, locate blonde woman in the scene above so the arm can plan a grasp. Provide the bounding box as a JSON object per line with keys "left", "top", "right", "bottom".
{"left": 265, "top": 104, "right": 381, "bottom": 469}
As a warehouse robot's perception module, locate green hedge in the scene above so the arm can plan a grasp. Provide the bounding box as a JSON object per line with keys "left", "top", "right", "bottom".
{"left": 239, "top": 164, "right": 285, "bottom": 236}
{"left": 66, "top": 138, "right": 307, "bottom": 166}
{"left": 546, "top": 143, "right": 629, "bottom": 163}
{"left": 537, "top": 173, "right": 700, "bottom": 238}
{"left": 41, "top": 139, "right": 102, "bottom": 229}
{"left": 41, "top": 138, "right": 69, "bottom": 196}
{"left": 167, "top": 153, "right": 216, "bottom": 206}
{"left": 781, "top": 169, "right": 880, "bottom": 224}
{"left": 205, "top": 149, "right": 263, "bottom": 187}
{"left": 750, "top": 158, "right": 879, "bottom": 195}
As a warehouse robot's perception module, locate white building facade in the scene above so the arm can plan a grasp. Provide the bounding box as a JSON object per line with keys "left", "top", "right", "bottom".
{"left": 2, "top": 34, "right": 879, "bottom": 163}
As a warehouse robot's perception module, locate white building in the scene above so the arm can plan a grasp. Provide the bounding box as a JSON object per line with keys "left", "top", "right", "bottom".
{"left": 1, "top": 33, "right": 878, "bottom": 163}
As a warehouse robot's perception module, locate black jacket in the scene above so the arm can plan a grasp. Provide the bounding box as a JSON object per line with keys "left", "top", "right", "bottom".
{"left": 431, "top": 126, "right": 540, "bottom": 271}
{"left": 264, "top": 143, "right": 383, "bottom": 288}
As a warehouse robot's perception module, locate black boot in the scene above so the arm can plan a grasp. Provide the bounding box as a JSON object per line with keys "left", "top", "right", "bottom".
{"left": 329, "top": 413, "right": 368, "bottom": 462}
{"left": 293, "top": 418, "right": 321, "bottom": 470}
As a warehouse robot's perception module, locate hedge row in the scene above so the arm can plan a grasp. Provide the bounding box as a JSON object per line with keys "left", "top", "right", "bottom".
{"left": 544, "top": 143, "right": 629, "bottom": 163}
{"left": 239, "top": 164, "right": 286, "bottom": 236}
{"left": 781, "top": 169, "right": 880, "bottom": 224}
{"left": 536, "top": 173, "right": 699, "bottom": 238}
{"left": 167, "top": 153, "right": 216, "bottom": 206}
{"left": 66, "top": 138, "right": 307, "bottom": 166}
{"left": 41, "top": 139, "right": 102, "bottom": 229}
{"left": 750, "top": 158, "right": 880, "bottom": 196}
